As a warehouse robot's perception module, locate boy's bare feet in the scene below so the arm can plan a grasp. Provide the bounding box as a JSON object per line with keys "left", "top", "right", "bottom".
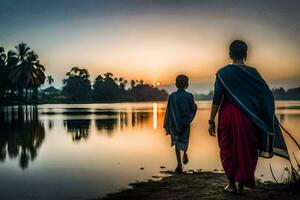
{"left": 175, "top": 165, "right": 183, "bottom": 173}
{"left": 183, "top": 152, "right": 189, "bottom": 165}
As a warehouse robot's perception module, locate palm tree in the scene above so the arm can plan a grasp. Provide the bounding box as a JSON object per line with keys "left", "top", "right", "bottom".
{"left": 130, "top": 80, "right": 135, "bottom": 89}
{"left": 28, "top": 58, "right": 46, "bottom": 99}
{"left": 104, "top": 72, "right": 113, "bottom": 79}
{"left": 8, "top": 43, "right": 32, "bottom": 99}
{"left": 119, "top": 78, "right": 127, "bottom": 90}
{"left": 47, "top": 75, "right": 54, "bottom": 86}
{"left": 0, "top": 43, "right": 46, "bottom": 101}
{"left": 0, "top": 47, "right": 6, "bottom": 66}
{"left": 0, "top": 47, "right": 6, "bottom": 99}
{"left": 6, "top": 50, "right": 18, "bottom": 98}
{"left": 15, "top": 43, "right": 31, "bottom": 61}
{"left": 8, "top": 44, "right": 46, "bottom": 99}
{"left": 95, "top": 75, "right": 104, "bottom": 82}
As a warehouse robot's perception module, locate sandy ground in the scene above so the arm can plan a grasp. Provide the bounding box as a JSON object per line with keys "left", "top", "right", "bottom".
{"left": 100, "top": 171, "right": 299, "bottom": 200}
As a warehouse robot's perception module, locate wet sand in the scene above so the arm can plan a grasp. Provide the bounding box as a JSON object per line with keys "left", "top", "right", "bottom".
{"left": 101, "top": 171, "right": 299, "bottom": 200}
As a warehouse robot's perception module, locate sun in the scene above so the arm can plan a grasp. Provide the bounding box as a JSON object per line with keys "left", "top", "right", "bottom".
{"left": 155, "top": 81, "right": 161, "bottom": 87}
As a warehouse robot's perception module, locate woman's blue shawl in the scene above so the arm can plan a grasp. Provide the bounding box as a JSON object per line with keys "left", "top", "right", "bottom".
{"left": 217, "top": 65, "right": 289, "bottom": 159}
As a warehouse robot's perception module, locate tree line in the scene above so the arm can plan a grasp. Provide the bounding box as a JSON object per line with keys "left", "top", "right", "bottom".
{"left": 0, "top": 42, "right": 168, "bottom": 103}
{"left": 59, "top": 67, "right": 168, "bottom": 102}
{"left": 6, "top": 43, "right": 299, "bottom": 103}
{"left": 272, "top": 87, "right": 300, "bottom": 100}
{"left": 0, "top": 43, "right": 46, "bottom": 102}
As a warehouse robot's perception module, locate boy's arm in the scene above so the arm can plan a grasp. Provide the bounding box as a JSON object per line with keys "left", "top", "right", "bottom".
{"left": 191, "top": 94, "right": 197, "bottom": 113}
{"left": 188, "top": 94, "right": 197, "bottom": 121}
{"left": 163, "top": 97, "right": 171, "bottom": 132}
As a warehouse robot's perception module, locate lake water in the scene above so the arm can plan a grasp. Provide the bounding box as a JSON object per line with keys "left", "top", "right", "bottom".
{"left": 0, "top": 101, "right": 299, "bottom": 200}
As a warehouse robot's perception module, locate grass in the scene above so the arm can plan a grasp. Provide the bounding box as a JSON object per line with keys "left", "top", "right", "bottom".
{"left": 285, "top": 153, "right": 300, "bottom": 188}
{"left": 271, "top": 152, "right": 300, "bottom": 187}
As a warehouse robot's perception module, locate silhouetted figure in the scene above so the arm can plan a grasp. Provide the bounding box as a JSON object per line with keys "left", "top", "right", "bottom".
{"left": 164, "top": 75, "right": 197, "bottom": 173}
{"left": 208, "top": 40, "right": 288, "bottom": 193}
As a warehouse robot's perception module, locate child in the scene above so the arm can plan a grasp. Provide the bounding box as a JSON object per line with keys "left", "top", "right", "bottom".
{"left": 163, "top": 74, "right": 197, "bottom": 173}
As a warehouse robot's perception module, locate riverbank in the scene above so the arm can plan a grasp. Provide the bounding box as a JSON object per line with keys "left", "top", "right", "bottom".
{"left": 101, "top": 171, "right": 299, "bottom": 200}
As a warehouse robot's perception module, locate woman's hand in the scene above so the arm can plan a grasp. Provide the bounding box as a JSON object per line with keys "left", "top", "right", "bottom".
{"left": 208, "top": 104, "right": 220, "bottom": 137}
{"left": 208, "top": 122, "right": 216, "bottom": 137}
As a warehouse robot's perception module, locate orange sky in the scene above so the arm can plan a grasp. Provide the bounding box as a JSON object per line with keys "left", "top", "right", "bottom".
{"left": 1, "top": 1, "right": 299, "bottom": 92}
{"left": 39, "top": 15, "right": 299, "bottom": 87}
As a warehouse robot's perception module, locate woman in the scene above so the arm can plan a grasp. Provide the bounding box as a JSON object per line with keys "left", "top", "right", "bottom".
{"left": 208, "top": 40, "right": 289, "bottom": 193}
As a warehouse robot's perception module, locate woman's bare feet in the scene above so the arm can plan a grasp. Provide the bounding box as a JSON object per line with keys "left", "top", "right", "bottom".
{"left": 223, "top": 183, "right": 237, "bottom": 193}
{"left": 183, "top": 152, "right": 189, "bottom": 165}
{"left": 237, "top": 183, "right": 244, "bottom": 194}
{"left": 175, "top": 165, "right": 183, "bottom": 173}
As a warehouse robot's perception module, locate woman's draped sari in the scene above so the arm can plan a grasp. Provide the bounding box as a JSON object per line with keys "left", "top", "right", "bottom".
{"left": 216, "top": 65, "right": 289, "bottom": 159}
{"left": 214, "top": 64, "right": 289, "bottom": 187}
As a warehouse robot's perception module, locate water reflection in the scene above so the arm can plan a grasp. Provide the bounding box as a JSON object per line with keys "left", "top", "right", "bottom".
{"left": 119, "top": 112, "right": 128, "bottom": 130}
{"left": 132, "top": 111, "right": 151, "bottom": 128}
{"left": 0, "top": 106, "right": 45, "bottom": 169}
{"left": 96, "top": 118, "right": 117, "bottom": 134}
{"left": 153, "top": 103, "right": 158, "bottom": 130}
{"left": 64, "top": 119, "right": 91, "bottom": 141}
{"left": 95, "top": 111, "right": 151, "bottom": 135}
{"left": 48, "top": 119, "right": 54, "bottom": 130}
{"left": 0, "top": 102, "right": 299, "bottom": 200}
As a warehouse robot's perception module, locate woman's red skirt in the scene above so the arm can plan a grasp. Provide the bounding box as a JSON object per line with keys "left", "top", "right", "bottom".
{"left": 218, "top": 98, "right": 259, "bottom": 188}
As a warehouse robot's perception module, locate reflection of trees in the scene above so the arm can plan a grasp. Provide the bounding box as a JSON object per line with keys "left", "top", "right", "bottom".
{"left": 120, "top": 112, "right": 128, "bottom": 130}
{"left": 95, "top": 118, "right": 117, "bottom": 135}
{"left": 94, "top": 111, "right": 151, "bottom": 135}
{"left": 48, "top": 119, "right": 54, "bottom": 130}
{"left": 64, "top": 119, "right": 91, "bottom": 141}
{"left": 131, "top": 111, "right": 150, "bottom": 128}
{"left": 0, "top": 106, "right": 45, "bottom": 169}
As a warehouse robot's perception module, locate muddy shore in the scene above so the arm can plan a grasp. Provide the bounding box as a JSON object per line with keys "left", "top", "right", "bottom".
{"left": 101, "top": 171, "right": 299, "bottom": 200}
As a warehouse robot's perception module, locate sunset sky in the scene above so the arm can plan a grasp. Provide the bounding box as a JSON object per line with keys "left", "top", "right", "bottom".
{"left": 1, "top": 0, "right": 299, "bottom": 93}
